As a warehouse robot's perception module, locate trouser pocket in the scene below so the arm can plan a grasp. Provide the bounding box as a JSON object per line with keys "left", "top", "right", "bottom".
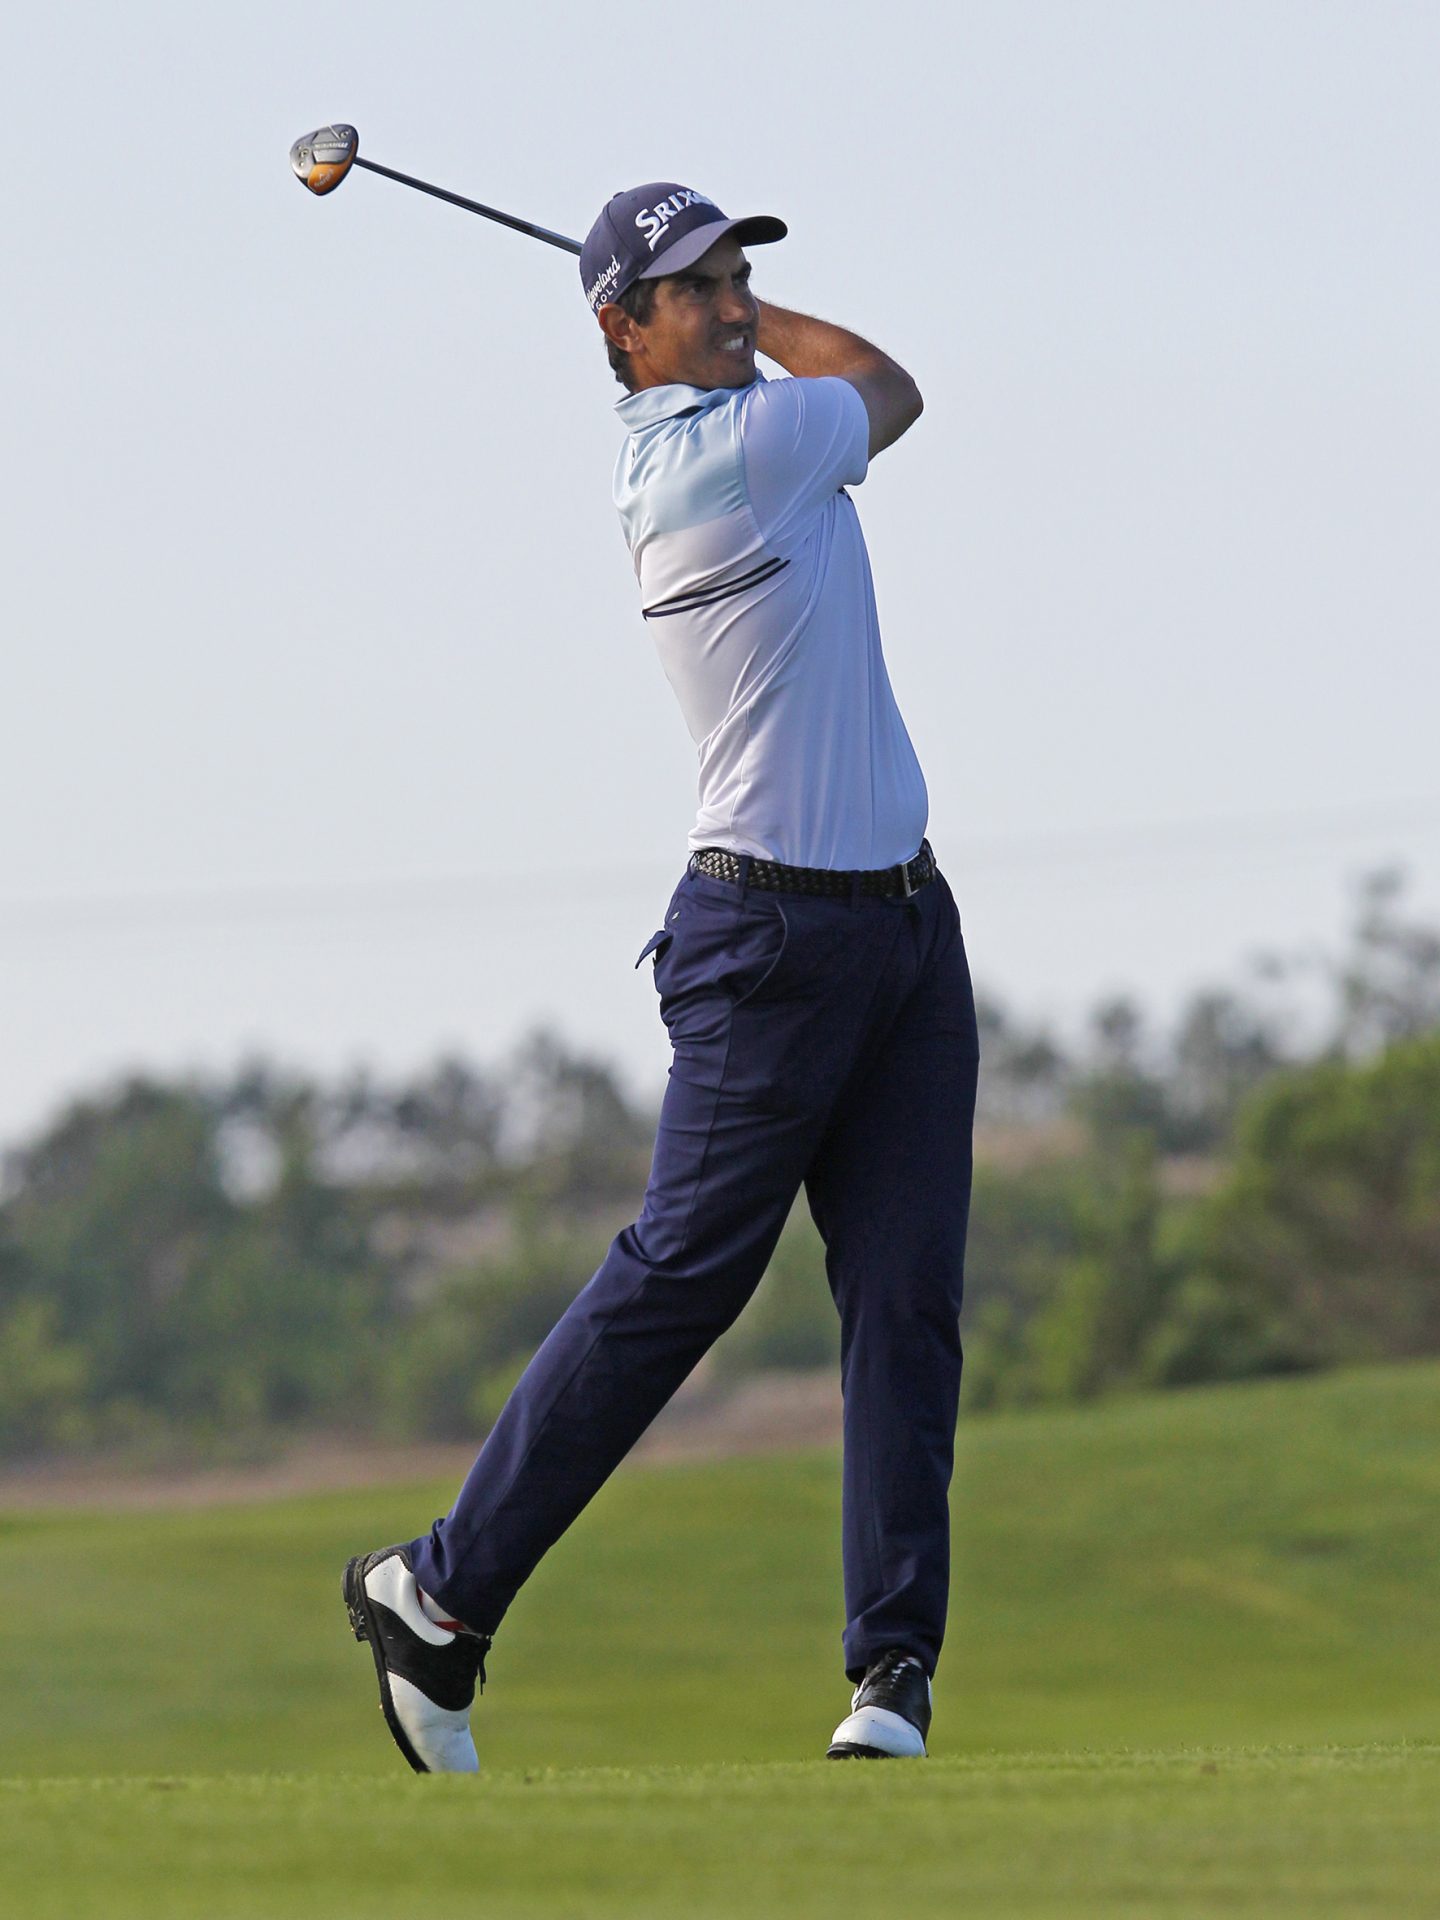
{"left": 635, "top": 929, "right": 673, "bottom": 970}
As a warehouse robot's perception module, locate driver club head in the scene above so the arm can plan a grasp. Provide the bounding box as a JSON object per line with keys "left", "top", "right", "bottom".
{"left": 290, "top": 124, "right": 358, "bottom": 196}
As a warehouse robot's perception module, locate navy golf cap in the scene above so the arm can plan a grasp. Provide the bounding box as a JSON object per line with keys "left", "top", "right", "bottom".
{"left": 581, "top": 182, "right": 787, "bottom": 314}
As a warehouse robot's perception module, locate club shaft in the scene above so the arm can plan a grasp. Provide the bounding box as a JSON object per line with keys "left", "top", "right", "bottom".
{"left": 352, "top": 156, "right": 581, "bottom": 256}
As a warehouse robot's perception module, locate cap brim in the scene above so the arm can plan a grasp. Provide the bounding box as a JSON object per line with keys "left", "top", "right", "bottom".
{"left": 636, "top": 213, "right": 788, "bottom": 281}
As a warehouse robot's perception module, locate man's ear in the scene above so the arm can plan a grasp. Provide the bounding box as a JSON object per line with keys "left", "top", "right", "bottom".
{"left": 598, "top": 301, "right": 645, "bottom": 358}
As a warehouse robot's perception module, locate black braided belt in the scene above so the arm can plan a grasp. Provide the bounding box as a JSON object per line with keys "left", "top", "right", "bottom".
{"left": 691, "top": 840, "right": 936, "bottom": 900}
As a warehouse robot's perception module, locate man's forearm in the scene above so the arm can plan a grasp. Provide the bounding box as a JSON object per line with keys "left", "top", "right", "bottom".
{"left": 756, "top": 301, "right": 922, "bottom": 456}
{"left": 755, "top": 301, "right": 900, "bottom": 382}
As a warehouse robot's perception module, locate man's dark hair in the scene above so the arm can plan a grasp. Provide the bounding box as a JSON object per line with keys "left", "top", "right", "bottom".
{"left": 606, "top": 278, "right": 659, "bottom": 391}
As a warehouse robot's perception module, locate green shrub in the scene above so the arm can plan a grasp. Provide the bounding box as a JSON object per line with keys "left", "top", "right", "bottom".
{"left": 1193, "top": 1032, "right": 1440, "bottom": 1367}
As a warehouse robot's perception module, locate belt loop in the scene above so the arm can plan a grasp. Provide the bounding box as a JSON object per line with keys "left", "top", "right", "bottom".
{"left": 737, "top": 853, "right": 752, "bottom": 896}
{"left": 849, "top": 869, "right": 862, "bottom": 911}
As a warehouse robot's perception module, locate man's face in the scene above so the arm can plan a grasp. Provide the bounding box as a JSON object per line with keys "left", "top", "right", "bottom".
{"left": 603, "top": 234, "right": 759, "bottom": 391}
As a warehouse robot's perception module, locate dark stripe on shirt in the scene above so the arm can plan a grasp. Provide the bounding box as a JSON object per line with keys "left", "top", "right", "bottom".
{"left": 642, "top": 555, "right": 790, "bottom": 621}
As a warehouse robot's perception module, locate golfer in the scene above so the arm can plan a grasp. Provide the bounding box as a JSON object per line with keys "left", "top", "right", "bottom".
{"left": 343, "top": 182, "right": 980, "bottom": 1770}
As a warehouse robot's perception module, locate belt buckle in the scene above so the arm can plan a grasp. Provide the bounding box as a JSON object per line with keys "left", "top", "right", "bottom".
{"left": 899, "top": 856, "right": 915, "bottom": 900}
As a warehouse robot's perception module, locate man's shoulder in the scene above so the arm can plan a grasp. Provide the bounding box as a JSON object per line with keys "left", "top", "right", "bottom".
{"left": 613, "top": 384, "right": 751, "bottom": 537}
{"left": 739, "top": 372, "right": 866, "bottom": 426}
{"left": 613, "top": 373, "right": 868, "bottom": 545}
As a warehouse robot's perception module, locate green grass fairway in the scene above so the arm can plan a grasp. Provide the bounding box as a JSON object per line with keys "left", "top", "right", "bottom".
{"left": 4, "top": 1362, "right": 1437, "bottom": 1776}
{"left": 3, "top": 1364, "right": 1438, "bottom": 1914}
{"left": 5, "top": 1748, "right": 1438, "bottom": 1919}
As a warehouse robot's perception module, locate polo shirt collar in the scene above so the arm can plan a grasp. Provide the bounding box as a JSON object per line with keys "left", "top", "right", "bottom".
{"left": 616, "top": 375, "right": 766, "bottom": 430}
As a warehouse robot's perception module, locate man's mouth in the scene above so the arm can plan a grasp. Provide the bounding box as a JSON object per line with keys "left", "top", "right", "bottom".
{"left": 717, "top": 333, "right": 751, "bottom": 354}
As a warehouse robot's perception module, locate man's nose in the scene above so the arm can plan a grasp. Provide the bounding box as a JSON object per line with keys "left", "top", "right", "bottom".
{"left": 718, "top": 280, "right": 757, "bottom": 323}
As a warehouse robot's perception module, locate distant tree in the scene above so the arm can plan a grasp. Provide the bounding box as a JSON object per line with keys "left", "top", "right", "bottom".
{"left": 215, "top": 1056, "right": 505, "bottom": 1201}
{"left": 1195, "top": 1030, "right": 1440, "bottom": 1366}
{"left": 3, "top": 1074, "right": 386, "bottom": 1437}
{"left": 1024, "top": 1134, "right": 1176, "bottom": 1400}
{"left": 5, "top": 1079, "right": 234, "bottom": 1408}
{"left": 382, "top": 1222, "right": 613, "bottom": 1440}
{"left": 508, "top": 1031, "right": 654, "bottom": 1206}
{"left": 0, "top": 1299, "right": 92, "bottom": 1452}
{"left": 1165, "top": 988, "right": 1287, "bottom": 1151}
{"left": 1332, "top": 867, "right": 1440, "bottom": 1057}
{"left": 974, "top": 995, "right": 1071, "bottom": 1129}
{"left": 0, "top": 1217, "right": 91, "bottom": 1451}
{"left": 384, "top": 1056, "right": 506, "bottom": 1190}
{"left": 713, "top": 1208, "right": 838, "bottom": 1377}
{"left": 1070, "top": 995, "right": 1169, "bottom": 1146}
{"left": 964, "top": 1159, "right": 1087, "bottom": 1320}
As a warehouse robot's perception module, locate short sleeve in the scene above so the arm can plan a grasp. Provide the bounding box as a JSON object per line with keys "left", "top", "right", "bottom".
{"left": 738, "top": 375, "right": 870, "bottom": 549}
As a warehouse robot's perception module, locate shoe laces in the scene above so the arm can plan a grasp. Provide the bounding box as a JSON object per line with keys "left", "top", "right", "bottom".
{"left": 452, "top": 1629, "right": 492, "bottom": 1692}
{"left": 855, "top": 1648, "right": 924, "bottom": 1710}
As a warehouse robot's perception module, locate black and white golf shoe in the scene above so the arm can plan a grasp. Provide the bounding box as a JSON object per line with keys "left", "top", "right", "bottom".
{"left": 826, "top": 1648, "right": 932, "bottom": 1759}
{"left": 342, "top": 1545, "right": 491, "bottom": 1774}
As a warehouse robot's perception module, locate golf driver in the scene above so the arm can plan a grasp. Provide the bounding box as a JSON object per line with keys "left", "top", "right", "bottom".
{"left": 289, "top": 124, "right": 581, "bottom": 256}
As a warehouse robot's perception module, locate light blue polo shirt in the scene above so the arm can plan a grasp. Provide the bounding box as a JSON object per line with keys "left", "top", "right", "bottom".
{"left": 614, "top": 372, "right": 928, "bottom": 872}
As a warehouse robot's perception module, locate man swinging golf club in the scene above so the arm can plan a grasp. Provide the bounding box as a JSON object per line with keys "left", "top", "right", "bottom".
{"left": 343, "top": 179, "right": 980, "bottom": 1769}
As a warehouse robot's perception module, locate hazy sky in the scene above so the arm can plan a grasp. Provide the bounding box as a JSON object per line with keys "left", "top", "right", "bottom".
{"left": 3, "top": 0, "right": 1436, "bottom": 1152}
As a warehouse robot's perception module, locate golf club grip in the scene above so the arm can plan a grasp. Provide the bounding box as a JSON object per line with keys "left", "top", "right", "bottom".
{"left": 352, "top": 157, "right": 581, "bottom": 255}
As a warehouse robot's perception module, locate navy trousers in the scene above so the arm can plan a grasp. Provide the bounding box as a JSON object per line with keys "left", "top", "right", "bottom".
{"left": 410, "top": 857, "right": 979, "bottom": 1679}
